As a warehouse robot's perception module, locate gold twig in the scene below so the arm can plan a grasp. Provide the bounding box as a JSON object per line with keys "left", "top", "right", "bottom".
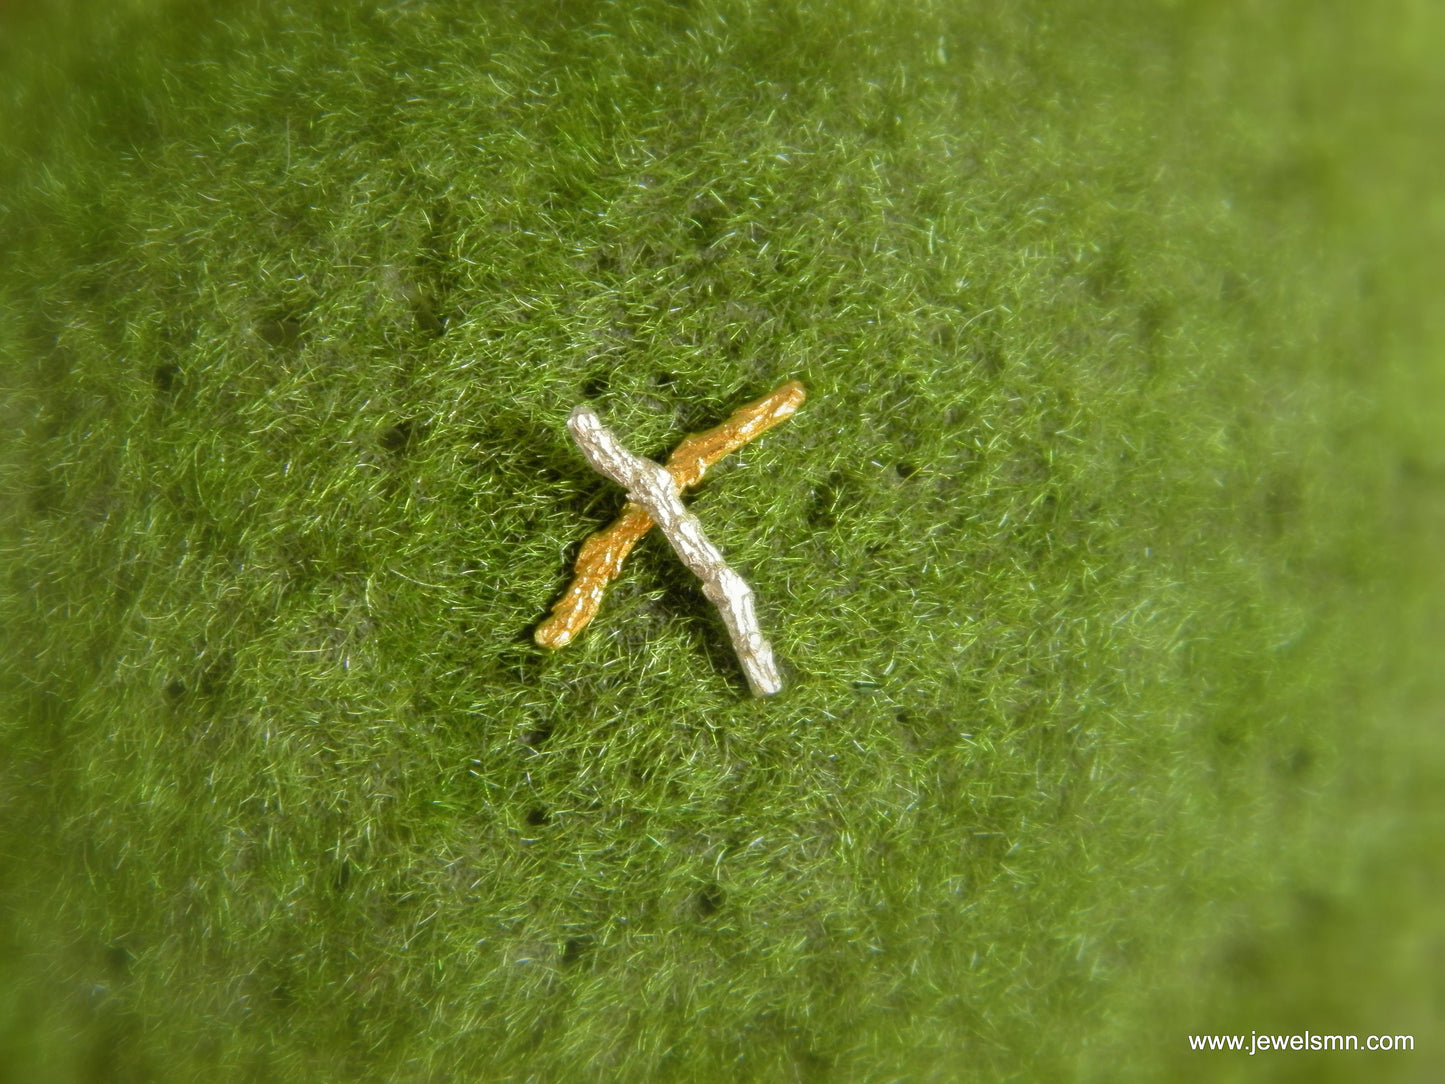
{"left": 535, "top": 379, "right": 806, "bottom": 649}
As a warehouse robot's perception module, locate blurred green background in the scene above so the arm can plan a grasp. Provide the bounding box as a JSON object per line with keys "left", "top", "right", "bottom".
{"left": 1, "top": 0, "right": 1441, "bottom": 1080}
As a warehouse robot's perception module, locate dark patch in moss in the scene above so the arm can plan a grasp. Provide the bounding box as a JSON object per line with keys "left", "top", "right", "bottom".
{"left": 410, "top": 690, "right": 436, "bottom": 721}
{"left": 104, "top": 943, "right": 133, "bottom": 975}
{"left": 526, "top": 806, "right": 550, "bottom": 828}
{"left": 381, "top": 418, "right": 429, "bottom": 457}
{"left": 1086, "top": 240, "right": 1130, "bottom": 301}
{"left": 1398, "top": 455, "right": 1445, "bottom": 489}
{"left": 520, "top": 722, "right": 553, "bottom": 749}
{"left": 277, "top": 531, "right": 324, "bottom": 590}
{"left": 560, "top": 935, "right": 589, "bottom": 967}
{"left": 1214, "top": 726, "right": 1242, "bottom": 748}
{"left": 1220, "top": 935, "right": 1265, "bottom": 982}
{"left": 1291, "top": 888, "right": 1335, "bottom": 929}
{"left": 687, "top": 199, "right": 727, "bottom": 251}
{"left": 591, "top": 247, "right": 623, "bottom": 276}
{"left": 794, "top": 1042, "right": 837, "bottom": 1082}
{"left": 697, "top": 882, "right": 725, "bottom": 916}
{"left": 860, "top": 87, "right": 904, "bottom": 146}
{"left": 1137, "top": 297, "right": 1173, "bottom": 354}
{"left": 1263, "top": 471, "right": 1301, "bottom": 539}
{"left": 332, "top": 858, "right": 355, "bottom": 893}
{"left": 1256, "top": 148, "right": 1335, "bottom": 208}
{"left": 1280, "top": 746, "right": 1314, "bottom": 777}
{"left": 27, "top": 466, "right": 64, "bottom": 518}
{"left": 973, "top": 338, "right": 1006, "bottom": 379}
{"left": 151, "top": 361, "right": 180, "bottom": 396}
{"left": 197, "top": 652, "right": 234, "bottom": 700}
{"left": 582, "top": 372, "right": 611, "bottom": 400}
{"left": 1220, "top": 269, "right": 1251, "bottom": 309}
{"left": 257, "top": 311, "right": 305, "bottom": 351}
{"left": 412, "top": 294, "right": 449, "bottom": 338}
{"left": 929, "top": 320, "right": 960, "bottom": 352}
{"left": 806, "top": 470, "right": 864, "bottom": 531}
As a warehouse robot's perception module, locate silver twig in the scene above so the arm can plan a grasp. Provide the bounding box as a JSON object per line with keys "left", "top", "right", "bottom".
{"left": 567, "top": 405, "right": 783, "bottom": 697}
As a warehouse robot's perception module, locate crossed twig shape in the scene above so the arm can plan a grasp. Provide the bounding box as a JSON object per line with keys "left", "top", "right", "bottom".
{"left": 536, "top": 381, "right": 805, "bottom": 697}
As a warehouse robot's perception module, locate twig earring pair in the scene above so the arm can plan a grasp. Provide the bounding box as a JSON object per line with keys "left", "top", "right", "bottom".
{"left": 536, "top": 381, "right": 805, "bottom": 697}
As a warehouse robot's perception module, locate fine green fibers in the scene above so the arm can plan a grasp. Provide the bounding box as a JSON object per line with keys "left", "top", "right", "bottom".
{"left": 2, "top": 1, "right": 1441, "bottom": 1081}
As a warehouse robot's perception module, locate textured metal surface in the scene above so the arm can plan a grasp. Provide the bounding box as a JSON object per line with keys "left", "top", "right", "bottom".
{"left": 535, "top": 381, "right": 804, "bottom": 649}
{"left": 567, "top": 406, "right": 784, "bottom": 697}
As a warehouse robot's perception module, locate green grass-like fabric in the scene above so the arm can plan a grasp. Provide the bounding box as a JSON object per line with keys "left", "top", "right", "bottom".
{"left": 2, "top": 1, "right": 1441, "bottom": 1080}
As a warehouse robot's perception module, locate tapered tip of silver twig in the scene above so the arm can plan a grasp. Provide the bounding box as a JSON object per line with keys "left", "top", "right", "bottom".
{"left": 568, "top": 404, "right": 599, "bottom": 433}
{"left": 746, "top": 668, "right": 784, "bottom": 698}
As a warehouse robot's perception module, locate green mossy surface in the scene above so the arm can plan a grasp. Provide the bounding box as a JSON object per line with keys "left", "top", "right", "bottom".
{"left": 1, "top": 1, "right": 1441, "bottom": 1080}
